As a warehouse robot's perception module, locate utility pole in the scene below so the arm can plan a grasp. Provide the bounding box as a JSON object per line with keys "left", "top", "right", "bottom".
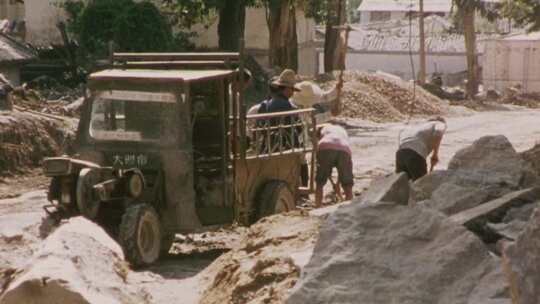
{"left": 418, "top": 0, "right": 427, "bottom": 84}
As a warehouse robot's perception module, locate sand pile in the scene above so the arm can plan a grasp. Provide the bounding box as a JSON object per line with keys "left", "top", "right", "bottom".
{"left": 317, "top": 72, "right": 447, "bottom": 122}
{"left": 0, "top": 111, "right": 76, "bottom": 175}
{"left": 198, "top": 213, "right": 320, "bottom": 304}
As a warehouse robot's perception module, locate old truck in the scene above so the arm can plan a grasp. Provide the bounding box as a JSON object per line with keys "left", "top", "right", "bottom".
{"left": 43, "top": 53, "right": 317, "bottom": 266}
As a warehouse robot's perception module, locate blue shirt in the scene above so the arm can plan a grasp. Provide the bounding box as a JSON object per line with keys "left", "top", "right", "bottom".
{"left": 263, "top": 94, "right": 297, "bottom": 113}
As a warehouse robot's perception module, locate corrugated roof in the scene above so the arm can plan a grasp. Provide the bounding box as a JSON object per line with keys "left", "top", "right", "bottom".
{"left": 0, "top": 34, "right": 35, "bottom": 63}
{"left": 90, "top": 69, "right": 236, "bottom": 82}
{"left": 345, "top": 28, "right": 494, "bottom": 53}
{"left": 358, "top": 0, "right": 452, "bottom": 13}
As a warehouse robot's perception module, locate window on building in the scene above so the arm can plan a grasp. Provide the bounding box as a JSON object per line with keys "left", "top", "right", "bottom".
{"left": 370, "top": 11, "right": 391, "bottom": 22}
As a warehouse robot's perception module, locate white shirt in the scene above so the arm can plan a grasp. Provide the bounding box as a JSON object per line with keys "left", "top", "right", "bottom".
{"left": 399, "top": 121, "right": 446, "bottom": 158}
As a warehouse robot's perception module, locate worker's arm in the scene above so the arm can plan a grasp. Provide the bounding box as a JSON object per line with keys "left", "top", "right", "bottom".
{"left": 321, "top": 82, "right": 343, "bottom": 104}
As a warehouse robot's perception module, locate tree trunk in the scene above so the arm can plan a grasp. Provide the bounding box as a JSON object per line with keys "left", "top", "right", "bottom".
{"left": 418, "top": 0, "right": 427, "bottom": 84}
{"left": 218, "top": 0, "right": 246, "bottom": 51}
{"left": 267, "top": 0, "right": 298, "bottom": 71}
{"left": 462, "top": 6, "right": 479, "bottom": 97}
{"left": 324, "top": 0, "right": 347, "bottom": 73}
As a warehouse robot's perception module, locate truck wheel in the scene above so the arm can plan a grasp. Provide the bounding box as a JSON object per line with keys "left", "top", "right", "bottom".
{"left": 257, "top": 181, "right": 296, "bottom": 220}
{"left": 76, "top": 168, "right": 101, "bottom": 219}
{"left": 119, "top": 204, "right": 162, "bottom": 266}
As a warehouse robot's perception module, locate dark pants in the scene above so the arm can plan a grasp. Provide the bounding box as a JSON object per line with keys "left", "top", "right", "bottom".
{"left": 316, "top": 150, "right": 354, "bottom": 186}
{"left": 301, "top": 163, "right": 309, "bottom": 187}
{"left": 395, "top": 148, "right": 427, "bottom": 181}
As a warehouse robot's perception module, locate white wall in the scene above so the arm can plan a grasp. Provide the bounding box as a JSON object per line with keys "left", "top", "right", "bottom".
{"left": 483, "top": 39, "right": 540, "bottom": 93}
{"left": 25, "top": 0, "right": 67, "bottom": 46}
{"left": 320, "top": 51, "right": 470, "bottom": 82}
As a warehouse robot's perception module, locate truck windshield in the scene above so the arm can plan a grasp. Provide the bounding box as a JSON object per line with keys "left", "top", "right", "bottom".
{"left": 89, "top": 91, "right": 177, "bottom": 143}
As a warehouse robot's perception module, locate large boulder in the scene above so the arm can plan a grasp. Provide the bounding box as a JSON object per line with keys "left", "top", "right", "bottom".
{"left": 520, "top": 143, "right": 540, "bottom": 178}
{"left": 287, "top": 201, "right": 509, "bottom": 304}
{"left": 412, "top": 136, "right": 537, "bottom": 213}
{"left": 448, "top": 135, "right": 536, "bottom": 189}
{"left": 0, "top": 217, "right": 148, "bottom": 304}
{"left": 503, "top": 207, "right": 540, "bottom": 304}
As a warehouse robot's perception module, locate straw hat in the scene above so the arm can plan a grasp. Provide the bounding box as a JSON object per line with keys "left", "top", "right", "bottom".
{"left": 272, "top": 69, "right": 300, "bottom": 91}
{"left": 292, "top": 81, "right": 324, "bottom": 107}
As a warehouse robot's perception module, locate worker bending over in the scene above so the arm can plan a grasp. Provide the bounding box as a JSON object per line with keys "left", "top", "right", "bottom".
{"left": 396, "top": 116, "right": 447, "bottom": 181}
{"left": 315, "top": 123, "right": 354, "bottom": 207}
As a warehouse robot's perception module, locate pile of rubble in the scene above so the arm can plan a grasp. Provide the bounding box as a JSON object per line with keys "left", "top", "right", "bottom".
{"left": 500, "top": 92, "right": 540, "bottom": 109}
{"left": 0, "top": 110, "right": 76, "bottom": 175}
{"left": 317, "top": 72, "right": 447, "bottom": 122}
{"left": 288, "top": 135, "right": 540, "bottom": 303}
{"left": 10, "top": 80, "right": 84, "bottom": 117}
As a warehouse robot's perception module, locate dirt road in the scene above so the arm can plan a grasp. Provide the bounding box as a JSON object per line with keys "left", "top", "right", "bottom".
{"left": 348, "top": 108, "right": 540, "bottom": 192}
{"left": 1, "top": 107, "right": 540, "bottom": 303}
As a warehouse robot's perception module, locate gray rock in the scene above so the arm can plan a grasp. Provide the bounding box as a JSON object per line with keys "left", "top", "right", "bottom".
{"left": 487, "top": 221, "right": 528, "bottom": 241}
{"left": 0, "top": 217, "right": 148, "bottom": 304}
{"left": 448, "top": 135, "right": 537, "bottom": 188}
{"left": 411, "top": 169, "right": 515, "bottom": 205}
{"left": 361, "top": 172, "right": 409, "bottom": 205}
{"left": 503, "top": 207, "right": 540, "bottom": 304}
{"left": 287, "top": 201, "right": 507, "bottom": 304}
{"left": 425, "top": 183, "right": 491, "bottom": 215}
{"left": 449, "top": 188, "right": 540, "bottom": 227}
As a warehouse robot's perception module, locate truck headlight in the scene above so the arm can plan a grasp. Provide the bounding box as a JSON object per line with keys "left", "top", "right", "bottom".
{"left": 44, "top": 158, "right": 72, "bottom": 176}
{"left": 127, "top": 173, "right": 144, "bottom": 198}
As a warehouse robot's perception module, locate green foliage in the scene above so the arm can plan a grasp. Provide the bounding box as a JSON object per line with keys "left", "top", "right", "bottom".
{"left": 113, "top": 2, "right": 174, "bottom": 52}
{"left": 61, "top": 0, "right": 189, "bottom": 60}
{"left": 502, "top": 0, "right": 540, "bottom": 31}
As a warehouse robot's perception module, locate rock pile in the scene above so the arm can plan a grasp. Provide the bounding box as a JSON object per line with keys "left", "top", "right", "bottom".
{"left": 317, "top": 72, "right": 447, "bottom": 122}
{"left": 288, "top": 135, "right": 540, "bottom": 304}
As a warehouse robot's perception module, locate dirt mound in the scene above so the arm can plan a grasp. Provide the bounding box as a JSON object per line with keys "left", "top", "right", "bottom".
{"left": 199, "top": 213, "right": 320, "bottom": 304}
{"left": 0, "top": 111, "right": 76, "bottom": 175}
{"left": 317, "top": 72, "right": 447, "bottom": 122}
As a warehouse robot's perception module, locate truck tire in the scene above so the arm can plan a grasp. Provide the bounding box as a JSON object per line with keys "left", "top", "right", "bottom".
{"left": 76, "top": 168, "right": 101, "bottom": 219}
{"left": 119, "top": 204, "right": 162, "bottom": 266}
{"left": 257, "top": 180, "right": 296, "bottom": 220}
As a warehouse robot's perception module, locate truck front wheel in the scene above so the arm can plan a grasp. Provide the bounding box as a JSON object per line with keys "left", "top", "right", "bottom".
{"left": 119, "top": 204, "right": 162, "bottom": 267}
